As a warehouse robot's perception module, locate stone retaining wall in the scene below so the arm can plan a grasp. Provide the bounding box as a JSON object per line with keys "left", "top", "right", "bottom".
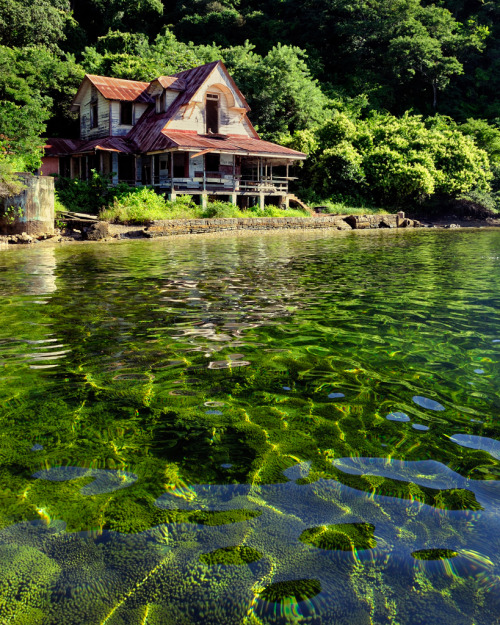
{"left": 143, "top": 213, "right": 418, "bottom": 238}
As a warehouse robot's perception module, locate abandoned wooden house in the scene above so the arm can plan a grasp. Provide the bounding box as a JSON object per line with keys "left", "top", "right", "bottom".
{"left": 42, "top": 61, "right": 307, "bottom": 208}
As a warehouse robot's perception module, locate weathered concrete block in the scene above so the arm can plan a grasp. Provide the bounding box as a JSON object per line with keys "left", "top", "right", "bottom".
{"left": 0, "top": 174, "right": 54, "bottom": 236}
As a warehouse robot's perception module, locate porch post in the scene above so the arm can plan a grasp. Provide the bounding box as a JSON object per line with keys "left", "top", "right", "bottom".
{"left": 201, "top": 193, "right": 208, "bottom": 209}
{"left": 111, "top": 153, "right": 118, "bottom": 185}
{"left": 259, "top": 193, "right": 265, "bottom": 210}
{"left": 232, "top": 155, "right": 236, "bottom": 192}
{"left": 230, "top": 193, "right": 237, "bottom": 205}
{"left": 170, "top": 151, "right": 174, "bottom": 193}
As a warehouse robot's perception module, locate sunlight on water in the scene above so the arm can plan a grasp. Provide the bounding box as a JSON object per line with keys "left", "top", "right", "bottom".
{"left": 1, "top": 229, "right": 500, "bottom": 624}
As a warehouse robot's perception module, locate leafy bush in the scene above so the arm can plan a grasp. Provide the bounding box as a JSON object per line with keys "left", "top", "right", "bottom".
{"left": 55, "top": 170, "right": 139, "bottom": 214}
{"left": 100, "top": 188, "right": 196, "bottom": 222}
{"left": 287, "top": 111, "right": 494, "bottom": 211}
{"left": 99, "top": 191, "right": 311, "bottom": 223}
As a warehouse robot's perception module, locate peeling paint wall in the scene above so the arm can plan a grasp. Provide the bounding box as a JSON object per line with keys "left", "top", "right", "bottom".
{"left": 0, "top": 174, "right": 54, "bottom": 235}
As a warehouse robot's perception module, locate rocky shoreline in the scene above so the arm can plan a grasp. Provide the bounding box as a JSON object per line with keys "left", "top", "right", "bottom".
{"left": 1, "top": 212, "right": 499, "bottom": 248}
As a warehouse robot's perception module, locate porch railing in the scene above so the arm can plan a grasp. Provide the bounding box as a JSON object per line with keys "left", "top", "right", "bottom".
{"left": 149, "top": 174, "right": 289, "bottom": 194}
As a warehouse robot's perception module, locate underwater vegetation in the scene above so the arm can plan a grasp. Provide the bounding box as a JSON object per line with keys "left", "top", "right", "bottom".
{"left": 1, "top": 230, "right": 500, "bottom": 623}
{"left": 299, "top": 522, "right": 377, "bottom": 551}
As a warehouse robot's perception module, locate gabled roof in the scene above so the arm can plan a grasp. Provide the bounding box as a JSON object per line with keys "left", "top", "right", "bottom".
{"left": 149, "top": 76, "right": 186, "bottom": 92}
{"left": 128, "top": 61, "right": 262, "bottom": 153}
{"left": 127, "top": 61, "right": 220, "bottom": 153}
{"left": 71, "top": 75, "right": 153, "bottom": 110}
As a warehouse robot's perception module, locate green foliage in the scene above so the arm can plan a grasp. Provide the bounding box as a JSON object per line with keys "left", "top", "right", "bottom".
{"left": 55, "top": 171, "right": 135, "bottom": 214}
{"left": 289, "top": 110, "right": 493, "bottom": 209}
{"left": 0, "top": 0, "right": 72, "bottom": 49}
{"left": 0, "top": 152, "right": 24, "bottom": 198}
{"left": 99, "top": 190, "right": 311, "bottom": 223}
{"left": 81, "top": 28, "right": 221, "bottom": 81}
{"left": 224, "top": 42, "right": 329, "bottom": 140}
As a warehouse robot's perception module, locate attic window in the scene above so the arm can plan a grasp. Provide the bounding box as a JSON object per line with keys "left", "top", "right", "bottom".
{"left": 206, "top": 94, "right": 219, "bottom": 134}
{"left": 90, "top": 100, "right": 98, "bottom": 129}
{"left": 121, "top": 101, "right": 133, "bottom": 125}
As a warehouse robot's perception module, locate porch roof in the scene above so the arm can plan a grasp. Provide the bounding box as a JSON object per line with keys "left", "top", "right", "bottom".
{"left": 150, "top": 131, "right": 306, "bottom": 159}
{"left": 44, "top": 137, "right": 136, "bottom": 156}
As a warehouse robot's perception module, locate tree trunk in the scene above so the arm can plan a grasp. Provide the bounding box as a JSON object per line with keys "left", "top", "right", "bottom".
{"left": 432, "top": 81, "right": 438, "bottom": 111}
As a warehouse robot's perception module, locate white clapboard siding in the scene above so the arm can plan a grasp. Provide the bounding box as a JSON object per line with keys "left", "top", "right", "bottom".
{"left": 167, "top": 65, "right": 254, "bottom": 137}
{"left": 80, "top": 85, "right": 110, "bottom": 140}
{"left": 108, "top": 101, "right": 148, "bottom": 136}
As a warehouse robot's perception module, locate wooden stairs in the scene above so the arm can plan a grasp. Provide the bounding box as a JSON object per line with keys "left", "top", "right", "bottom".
{"left": 286, "top": 194, "right": 311, "bottom": 213}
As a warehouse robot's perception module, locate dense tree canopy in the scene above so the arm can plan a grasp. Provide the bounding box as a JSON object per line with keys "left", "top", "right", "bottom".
{"left": 1, "top": 0, "right": 499, "bottom": 209}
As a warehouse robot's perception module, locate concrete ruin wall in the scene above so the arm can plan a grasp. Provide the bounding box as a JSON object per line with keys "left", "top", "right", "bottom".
{"left": 0, "top": 174, "right": 55, "bottom": 236}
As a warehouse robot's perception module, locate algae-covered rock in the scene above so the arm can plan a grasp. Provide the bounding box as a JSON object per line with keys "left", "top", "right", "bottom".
{"left": 199, "top": 545, "right": 262, "bottom": 566}
{"left": 299, "top": 522, "right": 376, "bottom": 551}
{"left": 0, "top": 544, "right": 60, "bottom": 624}
{"left": 412, "top": 548, "right": 458, "bottom": 561}
{"left": 258, "top": 578, "right": 321, "bottom": 603}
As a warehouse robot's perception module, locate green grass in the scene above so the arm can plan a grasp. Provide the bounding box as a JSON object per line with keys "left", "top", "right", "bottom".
{"left": 98, "top": 188, "right": 313, "bottom": 223}
{"left": 310, "top": 199, "right": 386, "bottom": 215}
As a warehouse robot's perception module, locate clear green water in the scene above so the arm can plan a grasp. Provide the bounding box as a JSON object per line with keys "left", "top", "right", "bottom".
{"left": 1, "top": 229, "right": 500, "bottom": 624}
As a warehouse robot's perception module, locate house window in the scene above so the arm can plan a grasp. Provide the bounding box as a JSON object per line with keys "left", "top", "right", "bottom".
{"left": 206, "top": 93, "right": 219, "bottom": 134}
{"left": 121, "top": 101, "right": 133, "bottom": 125}
{"left": 90, "top": 86, "right": 98, "bottom": 129}
{"left": 205, "top": 152, "right": 220, "bottom": 173}
{"left": 90, "top": 100, "right": 98, "bottom": 128}
{"left": 155, "top": 91, "right": 166, "bottom": 114}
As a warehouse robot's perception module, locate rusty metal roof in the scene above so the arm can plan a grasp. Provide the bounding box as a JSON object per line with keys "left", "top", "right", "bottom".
{"left": 44, "top": 138, "right": 82, "bottom": 155}
{"left": 128, "top": 61, "right": 220, "bottom": 153}
{"left": 71, "top": 75, "right": 153, "bottom": 109}
{"left": 157, "top": 131, "right": 306, "bottom": 158}
{"left": 155, "top": 76, "right": 186, "bottom": 91}
{"left": 44, "top": 136, "right": 136, "bottom": 156}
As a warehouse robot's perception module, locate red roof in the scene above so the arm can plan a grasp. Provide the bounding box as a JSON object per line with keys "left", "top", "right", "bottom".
{"left": 72, "top": 75, "right": 153, "bottom": 109}
{"left": 44, "top": 136, "right": 135, "bottom": 156}
{"left": 157, "top": 131, "right": 306, "bottom": 158}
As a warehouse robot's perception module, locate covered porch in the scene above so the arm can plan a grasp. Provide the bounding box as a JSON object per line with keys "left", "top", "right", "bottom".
{"left": 141, "top": 150, "right": 298, "bottom": 197}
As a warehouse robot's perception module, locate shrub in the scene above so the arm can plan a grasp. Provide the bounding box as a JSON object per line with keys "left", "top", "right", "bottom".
{"left": 55, "top": 170, "right": 139, "bottom": 214}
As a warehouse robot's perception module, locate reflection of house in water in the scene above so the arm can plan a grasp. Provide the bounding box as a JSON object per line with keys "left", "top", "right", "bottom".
{"left": 42, "top": 61, "right": 306, "bottom": 209}
{"left": 21, "top": 247, "right": 57, "bottom": 296}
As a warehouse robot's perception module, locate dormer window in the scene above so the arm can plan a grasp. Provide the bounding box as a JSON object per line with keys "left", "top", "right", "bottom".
{"left": 155, "top": 91, "right": 166, "bottom": 114}
{"left": 121, "top": 101, "right": 133, "bottom": 125}
{"left": 206, "top": 93, "right": 219, "bottom": 134}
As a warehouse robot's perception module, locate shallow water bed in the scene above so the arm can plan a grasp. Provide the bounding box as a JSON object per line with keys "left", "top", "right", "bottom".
{"left": 1, "top": 229, "right": 500, "bottom": 624}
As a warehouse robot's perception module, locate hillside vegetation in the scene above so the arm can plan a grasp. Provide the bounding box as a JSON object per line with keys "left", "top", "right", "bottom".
{"left": 1, "top": 0, "right": 500, "bottom": 215}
